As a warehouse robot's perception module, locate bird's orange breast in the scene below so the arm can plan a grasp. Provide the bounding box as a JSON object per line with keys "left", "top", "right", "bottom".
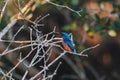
{"left": 62, "top": 40, "right": 72, "bottom": 52}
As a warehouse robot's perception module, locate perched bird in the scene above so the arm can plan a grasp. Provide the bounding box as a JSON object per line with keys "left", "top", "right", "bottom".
{"left": 61, "top": 32, "right": 76, "bottom": 53}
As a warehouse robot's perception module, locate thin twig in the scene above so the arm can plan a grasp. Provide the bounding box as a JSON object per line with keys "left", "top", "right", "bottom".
{"left": 46, "top": 0, "right": 82, "bottom": 16}
{"left": 79, "top": 44, "right": 100, "bottom": 55}
{"left": 30, "top": 51, "right": 66, "bottom": 80}
{"left": 0, "top": 0, "right": 9, "bottom": 23}
{"left": 44, "top": 62, "right": 62, "bottom": 80}
{"left": 3, "top": 46, "right": 38, "bottom": 79}
{"left": 0, "top": 19, "right": 17, "bottom": 40}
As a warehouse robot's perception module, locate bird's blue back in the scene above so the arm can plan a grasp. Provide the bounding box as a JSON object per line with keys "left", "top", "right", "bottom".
{"left": 61, "top": 32, "right": 76, "bottom": 53}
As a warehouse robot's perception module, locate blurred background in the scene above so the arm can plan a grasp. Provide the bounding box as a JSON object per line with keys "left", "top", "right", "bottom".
{"left": 0, "top": 0, "right": 120, "bottom": 80}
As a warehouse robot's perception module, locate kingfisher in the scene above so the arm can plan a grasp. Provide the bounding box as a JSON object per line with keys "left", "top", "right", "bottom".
{"left": 55, "top": 32, "right": 76, "bottom": 54}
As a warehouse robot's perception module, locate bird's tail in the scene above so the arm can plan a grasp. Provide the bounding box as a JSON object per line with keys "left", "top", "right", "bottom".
{"left": 73, "top": 48, "right": 77, "bottom": 54}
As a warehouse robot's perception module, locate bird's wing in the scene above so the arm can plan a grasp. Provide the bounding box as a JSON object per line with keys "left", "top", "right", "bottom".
{"left": 65, "top": 39, "right": 74, "bottom": 50}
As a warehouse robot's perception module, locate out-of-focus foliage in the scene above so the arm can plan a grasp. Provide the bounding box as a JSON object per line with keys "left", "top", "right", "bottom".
{"left": 0, "top": 0, "right": 120, "bottom": 35}
{"left": 0, "top": 0, "right": 5, "bottom": 15}
{"left": 0, "top": 0, "right": 120, "bottom": 49}
{"left": 26, "top": 0, "right": 120, "bottom": 49}
{"left": 0, "top": 0, "right": 120, "bottom": 80}
{"left": 50, "top": 0, "right": 120, "bottom": 38}
{"left": 0, "top": 0, "right": 4, "bottom": 5}
{"left": 0, "top": 19, "right": 6, "bottom": 31}
{"left": 62, "top": 21, "right": 77, "bottom": 31}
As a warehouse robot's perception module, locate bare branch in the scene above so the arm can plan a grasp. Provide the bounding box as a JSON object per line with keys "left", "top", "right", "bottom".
{"left": 0, "top": 19, "right": 17, "bottom": 40}
{"left": 0, "top": 0, "right": 9, "bottom": 23}
{"left": 46, "top": 0, "right": 82, "bottom": 16}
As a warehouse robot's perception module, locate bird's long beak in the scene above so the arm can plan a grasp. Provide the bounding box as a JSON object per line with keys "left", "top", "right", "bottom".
{"left": 53, "top": 32, "right": 61, "bottom": 35}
